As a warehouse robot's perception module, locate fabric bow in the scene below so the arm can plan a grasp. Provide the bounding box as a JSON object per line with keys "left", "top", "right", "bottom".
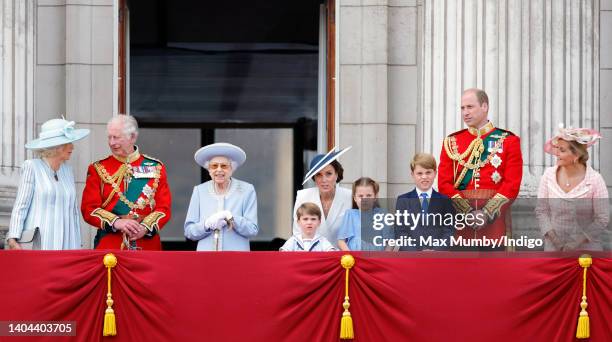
{"left": 62, "top": 121, "right": 76, "bottom": 139}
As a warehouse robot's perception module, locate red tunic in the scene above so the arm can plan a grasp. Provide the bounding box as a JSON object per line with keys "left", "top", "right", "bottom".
{"left": 81, "top": 149, "right": 171, "bottom": 250}
{"left": 438, "top": 122, "right": 523, "bottom": 240}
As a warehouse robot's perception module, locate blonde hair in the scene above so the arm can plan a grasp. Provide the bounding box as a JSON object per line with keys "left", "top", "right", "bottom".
{"left": 410, "top": 153, "right": 437, "bottom": 172}
{"left": 566, "top": 140, "right": 589, "bottom": 165}
{"left": 296, "top": 202, "right": 321, "bottom": 220}
{"left": 35, "top": 145, "right": 63, "bottom": 158}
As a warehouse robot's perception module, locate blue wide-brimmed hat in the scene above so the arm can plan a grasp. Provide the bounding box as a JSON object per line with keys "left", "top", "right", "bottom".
{"left": 194, "top": 142, "right": 247, "bottom": 169}
{"left": 25, "top": 118, "right": 90, "bottom": 150}
{"left": 302, "top": 146, "right": 352, "bottom": 185}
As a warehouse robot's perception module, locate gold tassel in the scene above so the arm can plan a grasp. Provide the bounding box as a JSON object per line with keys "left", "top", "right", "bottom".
{"left": 103, "top": 253, "right": 118, "bottom": 337}
{"left": 340, "top": 254, "right": 355, "bottom": 340}
{"left": 576, "top": 255, "right": 592, "bottom": 339}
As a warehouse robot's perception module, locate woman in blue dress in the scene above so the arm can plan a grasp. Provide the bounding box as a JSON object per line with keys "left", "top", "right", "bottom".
{"left": 6, "top": 118, "right": 90, "bottom": 250}
{"left": 184, "top": 143, "right": 258, "bottom": 251}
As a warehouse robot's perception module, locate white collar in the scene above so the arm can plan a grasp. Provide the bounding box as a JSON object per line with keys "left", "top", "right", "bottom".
{"left": 416, "top": 187, "right": 433, "bottom": 199}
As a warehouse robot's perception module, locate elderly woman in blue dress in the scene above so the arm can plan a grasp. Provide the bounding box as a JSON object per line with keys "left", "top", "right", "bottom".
{"left": 6, "top": 118, "right": 89, "bottom": 250}
{"left": 184, "top": 143, "right": 258, "bottom": 251}
{"left": 292, "top": 147, "right": 353, "bottom": 248}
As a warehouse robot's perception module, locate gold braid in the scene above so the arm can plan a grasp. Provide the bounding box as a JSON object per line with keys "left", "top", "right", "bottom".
{"left": 94, "top": 162, "right": 161, "bottom": 210}
{"left": 444, "top": 133, "right": 509, "bottom": 188}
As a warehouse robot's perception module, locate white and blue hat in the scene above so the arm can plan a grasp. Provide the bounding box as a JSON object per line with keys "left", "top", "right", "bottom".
{"left": 302, "top": 146, "right": 352, "bottom": 185}
{"left": 194, "top": 142, "right": 247, "bottom": 169}
{"left": 25, "top": 118, "right": 90, "bottom": 150}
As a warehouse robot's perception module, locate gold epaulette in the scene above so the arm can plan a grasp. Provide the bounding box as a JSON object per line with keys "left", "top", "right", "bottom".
{"left": 143, "top": 154, "right": 164, "bottom": 165}
{"left": 495, "top": 128, "right": 517, "bottom": 136}
{"left": 448, "top": 128, "right": 467, "bottom": 137}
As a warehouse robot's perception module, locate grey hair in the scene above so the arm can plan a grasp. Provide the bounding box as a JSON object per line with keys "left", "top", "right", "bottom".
{"left": 107, "top": 115, "right": 139, "bottom": 139}
{"left": 35, "top": 145, "right": 64, "bottom": 158}
{"left": 203, "top": 158, "right": 238, "bottom": 171}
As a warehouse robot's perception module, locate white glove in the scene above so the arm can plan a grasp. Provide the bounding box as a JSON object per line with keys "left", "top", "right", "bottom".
{"left": 219, "top": 210, "right": 233, "bottom": 220}
{"left": 213, "top": 216, "right": 227, "bottom": 230}
{"left": 205, "top": 212, "right": 227, "bottom": 231}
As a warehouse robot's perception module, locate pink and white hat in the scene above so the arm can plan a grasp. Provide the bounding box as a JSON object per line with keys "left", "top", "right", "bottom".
{"left": 544, "top": 123, "right": 601, "bottom": 154}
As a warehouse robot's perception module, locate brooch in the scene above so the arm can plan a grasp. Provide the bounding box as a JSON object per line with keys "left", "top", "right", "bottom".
{"left": 491, "top": 154, "right": 502, "bottom": 168}
{"left": 491, "top": 171, "right": 502, "bottom": 184}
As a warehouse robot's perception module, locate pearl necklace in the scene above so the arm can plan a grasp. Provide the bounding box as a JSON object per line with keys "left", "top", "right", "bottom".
{"left": 214, "top": 179, "right": 232, "bottom": 195}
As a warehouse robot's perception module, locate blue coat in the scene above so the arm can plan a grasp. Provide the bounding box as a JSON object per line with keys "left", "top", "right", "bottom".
{"left": 394, "top": 188, "right": 455, "bottom": 251}
{"left": 184, "top": 179, "right": 258, "bottom": 251}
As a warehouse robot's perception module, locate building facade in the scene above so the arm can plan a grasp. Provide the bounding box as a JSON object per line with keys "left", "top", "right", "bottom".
{"left": 1, "top": 0, "right": 611, "bottom": 247}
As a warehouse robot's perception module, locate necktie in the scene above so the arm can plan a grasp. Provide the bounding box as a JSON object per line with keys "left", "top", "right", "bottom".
{"left": 420, "top": 193, "right": 429, "bottom": 213}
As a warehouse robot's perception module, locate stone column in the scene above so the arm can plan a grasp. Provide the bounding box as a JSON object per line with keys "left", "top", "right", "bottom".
{"left": 338, "top": 0, "right": 390, "bottom": 196}
{"left": 337, "top": 0, "right": 421, "bottom": 198}
{"left": 600, "top": 0, "right": 612, "bottom": 193}
{"left": 421, "top": 0, "right": 600, "bottom": 196}
{"left": 0, "top": 0, "right": 36, "bottom": 239}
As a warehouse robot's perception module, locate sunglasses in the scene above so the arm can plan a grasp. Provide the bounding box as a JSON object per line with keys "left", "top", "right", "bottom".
{"left": 209, "top": 162, "right": 231, "bottom": 170}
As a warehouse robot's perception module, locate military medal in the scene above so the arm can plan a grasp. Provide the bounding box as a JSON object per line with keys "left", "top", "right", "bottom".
{"left": 487, "top": 140, "right": 496, "bottom": 153}
{"left": 491, "top": 154, "right": 502, "bottom": 168}
{"left": 491, "top": 171, "right": 502, "bottom": 184}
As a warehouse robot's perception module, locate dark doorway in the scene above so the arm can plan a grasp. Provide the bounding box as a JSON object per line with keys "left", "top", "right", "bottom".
{"left": 127, "top": 0, "right": 325, "bottom": 250}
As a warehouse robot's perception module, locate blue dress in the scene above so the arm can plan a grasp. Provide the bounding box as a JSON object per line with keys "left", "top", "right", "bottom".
{"left": 8, "top": 159, "right": 81, "bottom": 250}
{"left": 337, "top": 207, "right": 390, "bottom": 251}
{"left": 184, "top": 178, "right": 258, "bottom": 251}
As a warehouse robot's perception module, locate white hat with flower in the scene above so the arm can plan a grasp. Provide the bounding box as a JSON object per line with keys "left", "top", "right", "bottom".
{"left": 25, "top": 117, "right": 90, "bottom": 150}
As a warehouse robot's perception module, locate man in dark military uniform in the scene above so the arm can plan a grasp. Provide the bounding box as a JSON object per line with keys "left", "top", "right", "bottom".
{"left": 81, "top": 115, "right": 171, "bottom": 250}
{"left": 438, "top": 89, "right": 523, "bottom": 243}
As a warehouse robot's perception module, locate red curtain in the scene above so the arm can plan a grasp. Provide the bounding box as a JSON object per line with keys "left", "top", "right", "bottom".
{"left": 1, "top": 251, "right": 610, "bottom": 342}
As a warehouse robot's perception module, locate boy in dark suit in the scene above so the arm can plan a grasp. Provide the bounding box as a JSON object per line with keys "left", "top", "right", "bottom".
{"left": 394, "top": 153, "right": 455, "bottom": 251}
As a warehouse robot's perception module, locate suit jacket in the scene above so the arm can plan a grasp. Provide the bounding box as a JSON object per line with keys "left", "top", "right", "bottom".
{"left": 394, "top": 188, "right": 455, "bottom": 251}
{"left": 292, "top": 185, "right": 352, "bottom": 248}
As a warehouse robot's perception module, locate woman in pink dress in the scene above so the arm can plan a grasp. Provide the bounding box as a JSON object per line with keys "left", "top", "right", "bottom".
{"left": 535, "top": 126, "right": 609, "bottom": 251}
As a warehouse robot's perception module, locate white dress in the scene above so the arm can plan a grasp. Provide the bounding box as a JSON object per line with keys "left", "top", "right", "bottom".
{"left": 8, "top": 159, "right": 82, "bottom": 250}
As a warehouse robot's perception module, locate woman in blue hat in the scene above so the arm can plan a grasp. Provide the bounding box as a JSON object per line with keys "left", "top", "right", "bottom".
{"left": 292, "top": 147, "right": 353, "bottom": 248}
{"left": 6, "top": 118, "right": 90, "bottom": 250}
{"left": 184, "top": 142, "right": 259, "bottom": 251}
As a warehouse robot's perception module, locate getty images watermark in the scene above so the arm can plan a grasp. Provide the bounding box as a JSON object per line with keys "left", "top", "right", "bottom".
{"left": 365, "top": 209, "right": 544, "bottom": 250}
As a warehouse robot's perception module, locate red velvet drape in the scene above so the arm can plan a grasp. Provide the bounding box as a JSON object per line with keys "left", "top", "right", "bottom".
{"left": 1, "top": 251, "right": 610, "bottom": 342}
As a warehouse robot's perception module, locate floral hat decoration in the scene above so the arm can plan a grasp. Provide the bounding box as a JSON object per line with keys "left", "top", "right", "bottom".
{"left": 544, "top": 123, "right": 601, "bottom": 154}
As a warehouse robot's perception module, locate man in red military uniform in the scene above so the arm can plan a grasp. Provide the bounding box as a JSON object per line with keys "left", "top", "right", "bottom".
{"left": 81, "top": 115, "right": 171, "bottom": 250}
{"left": 438, "top": 89, "right": 523, "bottom": 244}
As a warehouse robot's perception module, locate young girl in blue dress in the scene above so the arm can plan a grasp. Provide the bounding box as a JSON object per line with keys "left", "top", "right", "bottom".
{"left": 337, "top": 177, "right": 387, "bottom": 251}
